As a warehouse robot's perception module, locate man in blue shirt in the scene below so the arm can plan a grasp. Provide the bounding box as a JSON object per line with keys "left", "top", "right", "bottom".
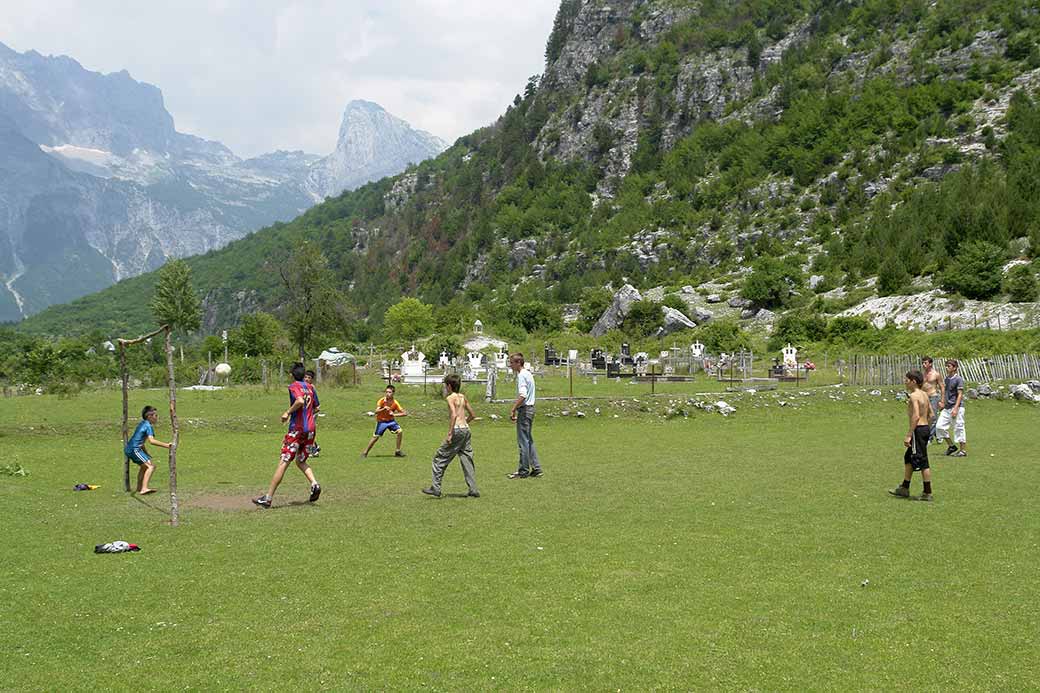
{"left": 508, "top": 352, "right": 543, "bottom": 479}
{"left": 125, "top": 405, "right": 170, "bottom": 494}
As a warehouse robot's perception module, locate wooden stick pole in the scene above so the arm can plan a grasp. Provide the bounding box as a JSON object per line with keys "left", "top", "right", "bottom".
{"left": 165, "top": 326, "right": 180, "bottom": 527}
{"left": 121, "top": 343, "right": 130, "bottom": 493}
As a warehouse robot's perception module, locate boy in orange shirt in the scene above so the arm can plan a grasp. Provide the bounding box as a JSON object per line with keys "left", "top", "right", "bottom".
{"left": 361, "top": 385, "right": 408, "bottom": 458}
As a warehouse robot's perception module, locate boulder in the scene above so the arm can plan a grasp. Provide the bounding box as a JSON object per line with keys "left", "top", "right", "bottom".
{"left": 655, "top": 307, "right": 697, "bottom": 337}
{"left": 689, "top": 307, "right": 714, "bottom": 323}
{"left": 809, "top": 274, "right": 825, "bottom": 290}
{"left": 1010, "top": 384, "right": 1037, "bottom": 402}
{"left": 508, "top": 239, "right": 538, "bottom": 268}
{"left": 977, "top": 383, "right": 994, "bottom": 397}
{"left": 729, "top": 296, "right": 752, "bottom": 308}
{"left": 740, "top": 308, "right": 757, "bottom": 319}
{"left": 752, "top": 309, "right": 776, "bottom": 323}
{"left": 965, "top": 388, "right": 978, "bottom": 400}
{"left": 591, "top": 284, "right": 642, "bottom": 337}
{"left": 1028, "top": 380, "right": 1040, "bottom": 394}
{"left": 706, "top": 293, "right": 723, "bottom": 303}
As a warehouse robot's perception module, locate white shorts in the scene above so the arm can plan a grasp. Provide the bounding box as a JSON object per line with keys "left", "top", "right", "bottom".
{"left": 935, "top": 407, "right": 966, "bottom": 444}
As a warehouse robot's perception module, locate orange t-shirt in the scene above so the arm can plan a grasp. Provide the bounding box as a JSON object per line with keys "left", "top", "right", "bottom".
{"left": 376, "top": 397, "right": 403, "bottom": 422}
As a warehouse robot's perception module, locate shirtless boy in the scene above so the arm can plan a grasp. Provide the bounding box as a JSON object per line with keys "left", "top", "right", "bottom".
{"left": 889, "top": 370, "right": 934, "bottom": 501}
{"left": 921, "top": 356, "right": 944, "bottom": 442}
{"left": 422, "top": 374, "right": 479, "bottom": 498}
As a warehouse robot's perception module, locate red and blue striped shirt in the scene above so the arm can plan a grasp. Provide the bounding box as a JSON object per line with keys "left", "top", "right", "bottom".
{"left": 287, "top": 381, "right": 316, "bottom": 433}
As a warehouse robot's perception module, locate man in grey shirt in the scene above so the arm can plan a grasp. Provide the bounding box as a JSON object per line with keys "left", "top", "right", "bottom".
{"left": 508, "top": 352, "right": 542, "bottom": 479}
{"left": 935, "top": 359, "right": 967, "bottom": 457}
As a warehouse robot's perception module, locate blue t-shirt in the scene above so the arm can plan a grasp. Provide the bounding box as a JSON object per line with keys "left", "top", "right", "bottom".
{"left": 125, "top": 420, "right": 154, "bottom": 454}
{"left": 944, "top": 374, "right": 965, "bottom": 409}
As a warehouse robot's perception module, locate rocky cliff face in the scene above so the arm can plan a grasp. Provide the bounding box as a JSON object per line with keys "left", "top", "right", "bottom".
{"left": 0, "top": 44, "right": 443, "bottom": 322}
{"left": 303, "top": 100, "right": 446, "bottom": 202}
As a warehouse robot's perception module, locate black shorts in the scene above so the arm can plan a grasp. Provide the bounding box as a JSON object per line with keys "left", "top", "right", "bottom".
{"left": 904, "top": 425, "right": 930, "bottom": 471}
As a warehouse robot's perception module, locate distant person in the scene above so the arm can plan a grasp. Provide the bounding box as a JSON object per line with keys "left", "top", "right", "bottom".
{"left": 921, "top": 356, "right": 944, "bottom": 442}
{"left": 253, "top": 362, "right": 321, "bottom": 508}
{"left": 362, "top": 385, "right": 408, "bottom": 458}
{"left": 422, "top": 374, "right": 479, "bottom": 498}
{"left": 508, "top": 352, "right": 542, "bottom": 479}
{"left": 890, "top": 370, "right": 935, "bottom": 501}
{"left": 935, "top": 359, "right": 968, "bottom": 457}
{"left": 125, "top": 405, "right": 171, "bottom": 495}
{"left": 304, "top": 369, "right": 321, "bottom": 458}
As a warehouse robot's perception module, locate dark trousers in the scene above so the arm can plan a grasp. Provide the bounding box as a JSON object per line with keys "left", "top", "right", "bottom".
{"left": 515, "top": 405, "right": 541, "bottom": 474}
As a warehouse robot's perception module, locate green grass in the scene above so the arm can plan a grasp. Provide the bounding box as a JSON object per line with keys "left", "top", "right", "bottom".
{"left": 2, "top": 380, "right": 1038, "bottom": 690}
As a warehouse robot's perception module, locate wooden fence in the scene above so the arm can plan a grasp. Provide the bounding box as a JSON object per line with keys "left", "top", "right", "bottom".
{"left": 839, "top": 353, "right": 1040, "bottom": 386}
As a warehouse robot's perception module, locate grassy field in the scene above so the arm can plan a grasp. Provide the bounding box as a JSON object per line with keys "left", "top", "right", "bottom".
{"left": 1, "top": 377, "right": 1038, "bottom": 691}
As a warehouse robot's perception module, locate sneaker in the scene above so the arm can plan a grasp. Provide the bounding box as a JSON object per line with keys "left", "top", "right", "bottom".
{"left": 508, "top": 471, "right": 529, "bottom": 479}
{"left": 394, "top": 450, "right": 406, "bottom": 458}
{"left": 952, "top": 450, "right": 967, "bottom": 457}
{"left": 945, "top": 445, "right": 958, "bottom": 456}
{"left": 252, "top": 495, "right": 272, "bottom": 508}
{"left": 888, "top": 486, "right": 910, "bottom": 498}
{"left": 916, "top": 493, "right": 934, "bottom": 502}
{"left": 421, "top": 487, "right": 442, "bottom": 497}
{"left": 309, "top": 484, "right": 322, "bottom": 502}
{"left": 467, "top": 491, "right": 481, "bottom": 498}
{"left": 528, "top": 469, "right": 543, "bottom": 478}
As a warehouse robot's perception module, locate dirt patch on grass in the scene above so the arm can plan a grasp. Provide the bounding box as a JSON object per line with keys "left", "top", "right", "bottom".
{"left": 188, "top": 492, "right": 255, "bottom": 512}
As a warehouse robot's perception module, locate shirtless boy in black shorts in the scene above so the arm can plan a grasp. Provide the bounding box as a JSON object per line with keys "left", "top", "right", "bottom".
{"left": 890, "top": 370, "right": 934, "bottom": 501}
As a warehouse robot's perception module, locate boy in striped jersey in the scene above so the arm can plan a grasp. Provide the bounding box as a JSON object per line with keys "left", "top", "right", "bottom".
{"left": 254, "top": 362, "right": 322, "bottom": 508}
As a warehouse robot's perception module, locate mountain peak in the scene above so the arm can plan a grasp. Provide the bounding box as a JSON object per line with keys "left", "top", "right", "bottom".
{"left": 304, "top": 100, "right": 446, "bottom": 201}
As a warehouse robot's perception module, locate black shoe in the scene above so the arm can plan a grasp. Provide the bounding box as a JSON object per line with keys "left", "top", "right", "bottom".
{"left": 394, "top": 450, "right": 406, "bottom": 458}
{"left": 252, "top": 495, "right": 272, "bottom": 508}
{"left": 309, "top": 484, "right": 322, "bottom": 502}
{"left": 422, "top": 487, "right": 442, "bottom": 497}
{"left": 945, "top": 445, "right": 958, "bottom": 456}
{"left": 529, "top": 469, "right": 543, "bottom": 478}
{"left": 467, "top": 491, "right": 481, "bottom": 498}
{"left": 508, "top": 471, "right": 529, "bottom": 479}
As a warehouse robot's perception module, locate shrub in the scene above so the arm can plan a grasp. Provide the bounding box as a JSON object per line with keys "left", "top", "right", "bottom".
{"left": 577, "top": 287, "right": 613, "bottom": 332}
{"left": 661, "top": 294, "right": 687, "bottom": 311}
{"left": 384, "top": 298, "right": 435, "bottom": 342}
{"left": 877, "top": 254, "right": 912, "bottom": 296}
{"left": 1004, "top": 264, "right": 1039, "bottom": 302}
{"left": 941, "top": 240, "right": 1007, "bottom": 299}
{"left": 826, "top": 316, "right": 873, "bottom": 342}
{"left": 624, "top": 300, "right": 664, "bottom": 337}
{"left": 696, "top": 319, "right": 752, "bottom": 354}
{"left": 510, "top": 301, "right": 563, "bottom": 333}
{"left": 742, "top": 256, "right": 805, "bottom": 308}
{"left": 768, "top": 312, "right": 828, "bottom": 351}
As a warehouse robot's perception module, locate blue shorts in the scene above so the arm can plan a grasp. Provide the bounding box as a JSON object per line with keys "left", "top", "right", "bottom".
{"left": 374, "top": 421, "right": 401, "bottom": 436}
{"left": 127, "top": 448, "right": 152, "bottom": 465}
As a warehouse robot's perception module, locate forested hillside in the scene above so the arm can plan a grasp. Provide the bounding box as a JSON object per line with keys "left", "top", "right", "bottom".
{"left": 17, "top": 0, "right": 1040, "bottom": 343}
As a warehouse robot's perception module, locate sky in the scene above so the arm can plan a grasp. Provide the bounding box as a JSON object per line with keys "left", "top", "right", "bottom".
{"left": 0, "top": 0, "right": 560, "bottom": 157}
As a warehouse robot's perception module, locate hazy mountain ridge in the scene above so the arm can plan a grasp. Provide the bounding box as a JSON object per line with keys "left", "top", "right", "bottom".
{"left": 0, "top": 41, "right": 445, "bottom": 321}
{"left": 17, "top": 0, "right": 1040, "bottom": 338}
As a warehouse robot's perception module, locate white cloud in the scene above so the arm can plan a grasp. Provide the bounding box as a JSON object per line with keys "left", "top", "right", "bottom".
{"left": 0, "top": 0, "right": 559, "bottom": 157}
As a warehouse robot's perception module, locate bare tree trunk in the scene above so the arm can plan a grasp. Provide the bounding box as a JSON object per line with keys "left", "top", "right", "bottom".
{"left": 165, "top": 326, "right": 180, "bottom": 527}
{"left": 121, "top": 343, "right": 130, "bottom": 492}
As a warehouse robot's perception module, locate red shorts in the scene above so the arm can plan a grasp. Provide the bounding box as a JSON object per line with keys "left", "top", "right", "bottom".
{"left": 280, "top": 429, "right": 316, "bottom": 464}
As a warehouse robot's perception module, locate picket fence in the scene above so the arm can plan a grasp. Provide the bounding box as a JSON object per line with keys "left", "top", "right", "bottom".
{"left": 839, "top": 353, "right": 1040, "bottom": 386}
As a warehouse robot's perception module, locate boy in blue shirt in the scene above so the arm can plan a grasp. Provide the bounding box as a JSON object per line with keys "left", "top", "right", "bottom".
{"left": 125, "top": 405, "right": 170, "bottom": 495}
